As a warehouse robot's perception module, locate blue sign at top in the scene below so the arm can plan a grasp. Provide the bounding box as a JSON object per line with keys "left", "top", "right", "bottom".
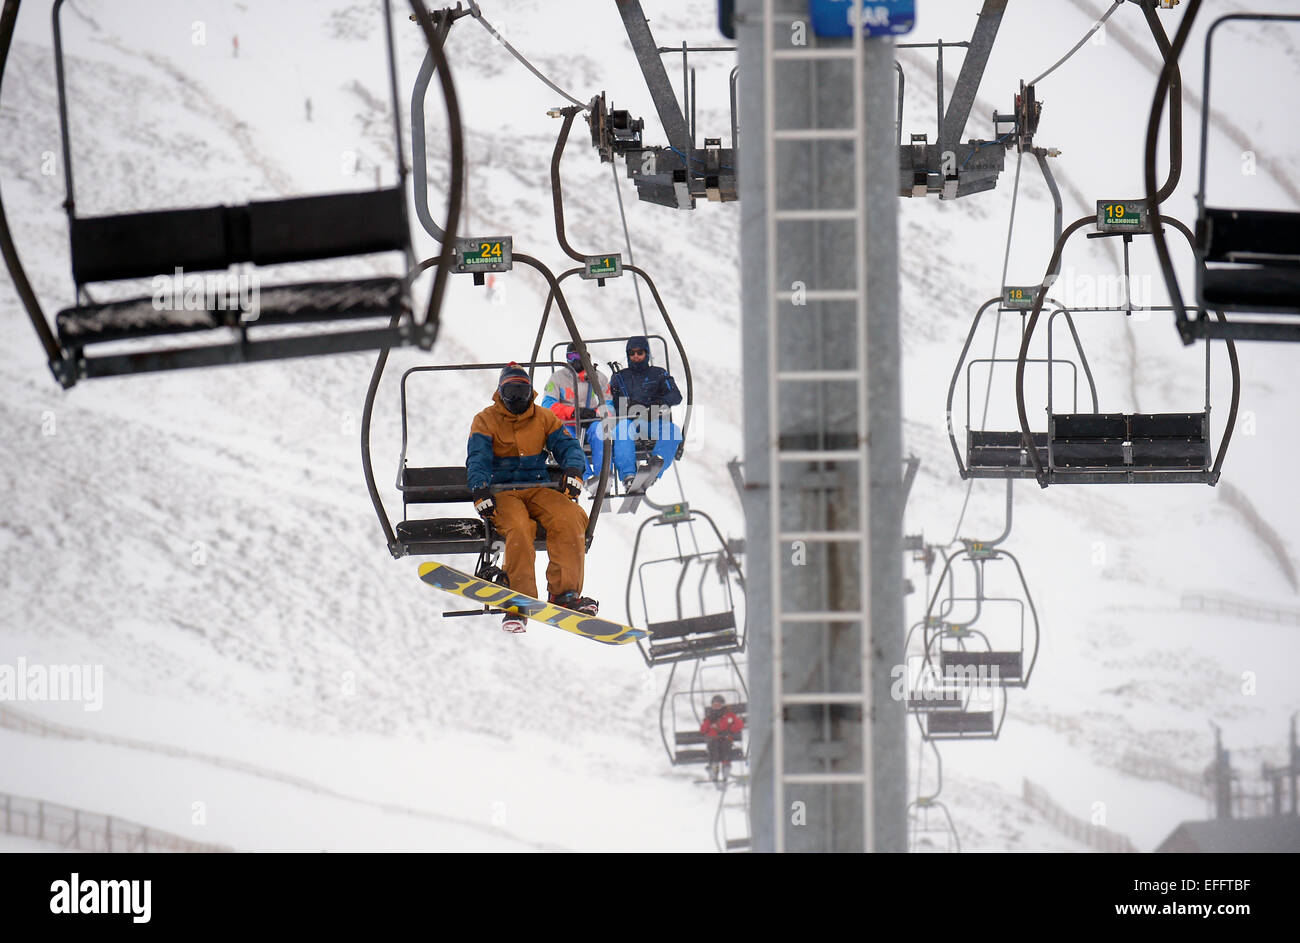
{"left": 808, "top": 0, "right": 916, "bottom": 38}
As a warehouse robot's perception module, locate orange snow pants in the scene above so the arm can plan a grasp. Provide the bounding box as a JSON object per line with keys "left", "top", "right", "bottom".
{"left": 492, "top": 487, "right": 588, "bottom": 600}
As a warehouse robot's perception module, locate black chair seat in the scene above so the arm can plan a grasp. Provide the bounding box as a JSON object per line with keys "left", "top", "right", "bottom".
{"left": 907, "top": 691, "right": 967, "bottom": 713}
{"left": 927, "top": 711, "right": 995, "bottom": 736}
{"left": 395, "top": 517, "right": 488, "bottom": 555}
{"left": 396, "top": 517, "right": 551, "bottom": 555}
{"left": 401, "top": 466, "right": 474, "bottom": 504}
{"left": 649, "top": 632, "right": 740, "bottom": 660}
{"left": 1050, "top": 412, "right": 1208, "bottom": 470}
{"left": 1201, "top": 207, "right": 1300, "bottom": 263}
{"left": 940, "top": 650, "right": 1023, "bottom": 684}
{"left": 647, "top": 611, "right": 737, "bottom": 640}
{"left": 70, "top": 189, "right": 409, "bottom": 284}
{"left": 1198, "top": 207, "right": 1300, "bottom": 313}
{"left": 674, "top": 749, "right": 711, "bottom": 765}
{"left": 968, "top": 430, "right": 1049, "bottom": 470}
{"left": 1201, "top": 266, "right": 1300, "bottom": 312}
{"left": 56, "top": 277, "right": 405, "bottom": 346}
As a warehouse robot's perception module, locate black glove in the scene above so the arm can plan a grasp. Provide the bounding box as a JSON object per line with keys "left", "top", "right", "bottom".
{"left": 561, "top": 473, "right": 584, "bottom": 499}
{"left": 472, "top": 488, "right": 495, "bottom": 520}
{"left": 578, "top": 407, "right": 598, "bottom": 422}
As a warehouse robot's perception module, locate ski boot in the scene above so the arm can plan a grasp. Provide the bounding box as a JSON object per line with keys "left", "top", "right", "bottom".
{"left": 550, "top": 590, "right": 599, "bottom": 616}
{"left": 501, "top": 612, "right": 527, "bottom": 634}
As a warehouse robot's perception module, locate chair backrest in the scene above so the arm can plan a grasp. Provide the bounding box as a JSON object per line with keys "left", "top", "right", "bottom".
{"left": 1201, "top": 208, "right": 1300, "bottom": 265}
{"left": 70, "top": 188, "right": 409, "bottom": 285}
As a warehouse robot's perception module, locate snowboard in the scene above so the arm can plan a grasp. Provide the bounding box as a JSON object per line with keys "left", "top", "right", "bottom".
{"left": 417, "top": 561, "right": 650, "bottom": 646}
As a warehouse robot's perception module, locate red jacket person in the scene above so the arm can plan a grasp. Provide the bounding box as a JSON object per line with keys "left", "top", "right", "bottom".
{"left": 700, "top": 695, "right": 744, "bottom": 776}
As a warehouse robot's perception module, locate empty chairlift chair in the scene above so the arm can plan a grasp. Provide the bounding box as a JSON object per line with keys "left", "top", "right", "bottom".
{"left": 626, "top": 506, "right": 746, "bottom": 667}
{"left": 907, "top": 798, "right": 961, "bottom": 854}
{"left": 948, "top": 294, "right": 1098, "bottom": 480}
{"left": 909, "top": 542, "right": 1039, "bottom": 741}
{"left": 1147, "top": 10, "right": 1300, "bottom": 342}
{"left": 38, "top": 0, "right": 434, "bottom": 385}
{"left": 1013, "top": 211, "right": 1240, "bottom": 486}
{"left": 923, "top": 542, "right": 1039, "bottom": 690}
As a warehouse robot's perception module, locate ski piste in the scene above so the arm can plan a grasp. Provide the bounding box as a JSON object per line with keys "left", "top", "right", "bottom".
{"left": 417, "top": 561, "right": 650, "bottom": 645}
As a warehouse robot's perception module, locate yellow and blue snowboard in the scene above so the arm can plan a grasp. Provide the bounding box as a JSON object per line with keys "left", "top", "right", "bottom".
{"left": 418, "top": 561, "right": 650, "bottom": 646}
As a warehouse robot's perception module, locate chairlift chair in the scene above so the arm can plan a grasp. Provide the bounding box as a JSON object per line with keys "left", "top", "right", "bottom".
{"left": 664, "top": 689, "right": 748, "bottom": 768}
{"left": 1144, "top": 7, "right": 1300, "bottom": 342}
{"left": 627, "top": 507, "right": 746, "bottom": 667}
{"left": 948, "top": 295, "right": 1099, "bottom": 480}
{"left": 909, "top": 570, "right": 1012, "bottom": 741}
{"left": 364, "top": 361, "right": 610, "bottom": 583}
{"left": 544, "top": 334, "right": 673, "bottom": 454}
{"left": 655, "top": 654, "right": 748, "bottom": 767}
{"left": 922, "top": 542, "right": 1039, "bottom": 692}
{"left": 1013, "top": 215, "right": 1241, "bottom": 486}
{"left": 907, "top": 797, "right": 961, "bottom": 853}
{"left": 1, "top": 0, "right": 457, "bottom": 388}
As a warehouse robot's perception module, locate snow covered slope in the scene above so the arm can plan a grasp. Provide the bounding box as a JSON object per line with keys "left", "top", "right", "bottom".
{"left": 1, "top": 0, "right": 1298, "bottom": 851}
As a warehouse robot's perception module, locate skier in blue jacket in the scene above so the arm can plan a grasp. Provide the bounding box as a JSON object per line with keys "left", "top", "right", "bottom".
{"left": 590, "top": 335, "right": 683, "bottom": 489}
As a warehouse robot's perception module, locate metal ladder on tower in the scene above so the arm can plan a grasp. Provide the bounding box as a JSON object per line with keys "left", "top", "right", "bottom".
{"left": 763, "top": 0, "right": 873, "bottom": 852}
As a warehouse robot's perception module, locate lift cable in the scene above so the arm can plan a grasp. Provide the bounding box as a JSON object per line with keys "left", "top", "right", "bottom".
{"left": 1027, "top": 0, "right": 1125, "bottom": 86}
{"left": 467, "top": 1, "right": 588, "bottom": 109}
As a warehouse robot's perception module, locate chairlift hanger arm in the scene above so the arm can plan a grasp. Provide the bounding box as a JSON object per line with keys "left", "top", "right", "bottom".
{"left": 613, "top": 0, "right": 691, "bottom": 156}
{"left": 1013, "top": 214, "right": 1101, "bottom": 485}
{"left": 1138, "top": 0, "right": 1183, "bottom": 206}
{"left": 0, "top": 0, "right": 61, "bottom": 373}
{"left": 514, "top": 252, "right": 611, "bottom": 541}
{"left": 405, "top": 0, "right": 465, "bottom": 340}
{"left": 1143, "top": 0, "right": 1198, "bottom": 344}
{"left": 939, "top": 0, "right": 1009, "bottom": 157}
{"left": 410, "top": 8, "right": 463, "bottom": 243}
{"left": 550, "top": 106, "right": 600, "bottom": 264}
{"left": 1034, "top": 149, "right": 1063, "bottom": 276}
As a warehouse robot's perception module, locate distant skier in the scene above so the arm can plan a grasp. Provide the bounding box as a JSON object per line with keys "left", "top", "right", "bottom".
{"left": 540, "top": 342, "right": 612, "bottom": 482}
{"left": 701, "top": 695, "right": 743, "bottom": 782}
{"left": 232, "top": 34, "right": 239, "bottom": 58}
{"left": 591, "top": 335, "right": 683, "bottom": 491}
{"left": 305, "top": 97, "right": 312, "bottom": 122}
{"left": 467, "top": 364, "right": 598, "bottom": 633}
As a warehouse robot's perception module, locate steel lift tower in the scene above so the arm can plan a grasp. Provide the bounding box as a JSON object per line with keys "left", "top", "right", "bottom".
{"left": 737, "top": 0, "right": 905, "bottom": 852}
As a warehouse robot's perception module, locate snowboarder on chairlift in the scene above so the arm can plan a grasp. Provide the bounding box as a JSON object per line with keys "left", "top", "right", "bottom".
{"left": 701, "top": 694, "right": 743, "bottom": 782}
{"left": 540, "top": 342, "right": 613, "bottom": 481}
{"left": 467, "top": 364, "right": 598, "bottom": 633}
{"left": 591, "top": 335, "right": 683, "bottom": 491}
